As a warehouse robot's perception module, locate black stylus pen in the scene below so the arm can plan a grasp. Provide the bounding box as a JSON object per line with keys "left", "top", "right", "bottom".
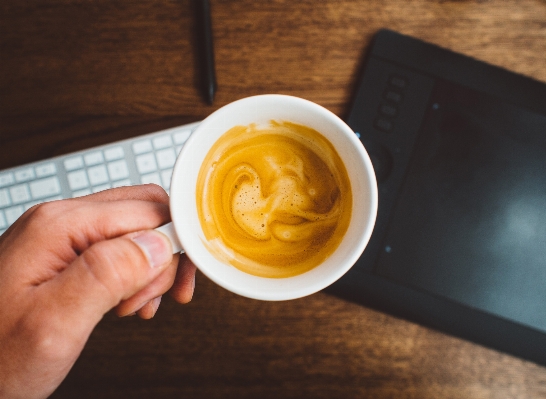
{"left": 196, "top": 0, "right": 217, "bottom": 104}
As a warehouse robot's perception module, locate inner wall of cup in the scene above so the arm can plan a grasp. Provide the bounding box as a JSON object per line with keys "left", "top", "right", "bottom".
{"left": 170, "top": 95, "right": 377, "bottom": 300}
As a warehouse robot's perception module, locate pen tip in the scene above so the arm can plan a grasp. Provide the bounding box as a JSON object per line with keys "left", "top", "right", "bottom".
{"left": 207, "top": 84, "right": 216, "bottom": 105}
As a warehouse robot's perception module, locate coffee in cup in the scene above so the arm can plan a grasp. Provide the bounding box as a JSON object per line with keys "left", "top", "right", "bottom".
{"left": 160, "top": 94, "right": 377, "bottom": 301}
{"left": 196, "top": 120, "right": 352, "bottom": 278}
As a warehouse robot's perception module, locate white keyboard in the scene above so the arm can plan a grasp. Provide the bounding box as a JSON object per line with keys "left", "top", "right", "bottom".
{"left": 0, "top": 121, "right": 200, "bottom": 236}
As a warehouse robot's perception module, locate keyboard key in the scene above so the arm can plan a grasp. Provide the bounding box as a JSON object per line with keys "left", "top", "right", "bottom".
{"left": 84, "top": 151, "right": 104, "bottom": 166}
{"left": 5, "top": 205, "right": 24, "bottom": 225}
{"left": 136, "top": 153, "right": 157, "bottom": 174}
{"left": 112, "top": 179, "right": 131, "bottom": 188}
{"left": 104, "top": 146, "right": 124, "bottom": 161}
{"left": 0, "top": 189, "right": 10, "bottom": 207}
{"left": 67, "top": 170, "right": 90, "bottom": 190}
{"left": 73, "top": 189, "right": 92, "bottom": 198}
{"left": 10, "top": 184, "right": 31, "bottom": 204}
{"left": 153, "top": 135, "right": 173, "bottom": 150}
{"left": 87, "top": 165, "right": 109, "bottom": 186}
{"left": 133, "top": 139, "right": 153, "bottom": 155}
{"left": 107, "top": 160, "right": 129, "bottom": 181}
{"left": 64, "top": 156, "right": 84, "bottom": 171}
{"left": 30, "top": 177, "right": 62, "bottom": 200}
{"left": 0, "top": 211, "right": 6, "bottom": 229}
{"left": 141, "top": 172, "right": 162, "bottom": 186}
{"left": 92, "top": 184, "right": 111, "bottom": 193}
{"left": 15, "top": 167, "right": 35, "bottom": 182}
{"left": 173, "top": 130, "right": 191, "bottom": 144}
{"left": 161, "top": 170, "right": 172, "bottom": 189}
{"left": 0, "top": 173, "right": 15, "bottom": 187}
{"left": 35, "top": 163, "right": 57, "bottom": 177}
{"left": 156, "top": 148, "right": 176, "bottom": 169}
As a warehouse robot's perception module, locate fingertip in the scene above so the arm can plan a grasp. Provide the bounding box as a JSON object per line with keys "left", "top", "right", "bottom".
{"left": 136, "top": 301, "right": 154, "bottom": 319}
{"left": 136, "top": 296, "right": 162, "bottom": 320}
{"left": 138, "top": 183, "right": 170, "bottom": 204}
{"left": 170, "top": 256, "right": 197, "bottom": 304}
{"left": 174, "top": 274, "right": 195, "bottom": 304}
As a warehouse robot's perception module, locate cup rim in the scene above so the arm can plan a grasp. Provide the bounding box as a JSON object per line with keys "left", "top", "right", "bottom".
{"left": 170, "top": 94, "right": 378, "bottom": 300}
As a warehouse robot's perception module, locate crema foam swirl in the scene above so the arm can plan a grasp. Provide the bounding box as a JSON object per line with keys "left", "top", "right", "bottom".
{"left": 196, "top": 121, "right": 352, "bottom": 278}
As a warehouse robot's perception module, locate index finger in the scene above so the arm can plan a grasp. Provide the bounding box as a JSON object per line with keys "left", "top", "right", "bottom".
{"left": 70, "top": 184, "right": 169, "bottom": 205}
{"left": 10, "top": 184, "right": 170, "bottom": 234}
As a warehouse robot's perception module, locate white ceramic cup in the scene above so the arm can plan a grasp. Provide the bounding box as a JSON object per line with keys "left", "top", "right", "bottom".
{"left": 157, "top": 94, "right": 378, "bottom": 301}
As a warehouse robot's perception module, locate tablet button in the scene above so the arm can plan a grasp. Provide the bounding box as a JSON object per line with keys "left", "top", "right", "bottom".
{"left": 380, "top": 104, "right": 397, "bottom": 117}
{"left": 374, "top": 118, "right": 393, "bottom": 132}
{"left": 389, "top": 75, "right": 407, "bottom": 89}
{"left": 384, "top": 90, "right": 403, "bottom": 103}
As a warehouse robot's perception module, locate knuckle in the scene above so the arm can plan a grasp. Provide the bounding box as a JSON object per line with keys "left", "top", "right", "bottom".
{"left": 25, "top": 200, "right": 81, "bottom": 233}
{"left": 26, "top": 201, "right": 65, "bottom": 224}
{"left": 18, "top": 311, "right": 74, "bottom": 363}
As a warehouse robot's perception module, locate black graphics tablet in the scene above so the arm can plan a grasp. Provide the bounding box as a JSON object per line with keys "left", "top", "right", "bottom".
{"left": 328, "top": 29, "right": 546, "bottom": 365}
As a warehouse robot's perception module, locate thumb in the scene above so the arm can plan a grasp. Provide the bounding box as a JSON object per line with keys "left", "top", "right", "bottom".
{"left": 47, "top": 230, "right": 174, "bottom": 329}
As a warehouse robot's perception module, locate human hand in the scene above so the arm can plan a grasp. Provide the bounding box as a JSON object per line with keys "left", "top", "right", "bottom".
{"left": 0, "top": 184, "right": 196, "bottom": 399}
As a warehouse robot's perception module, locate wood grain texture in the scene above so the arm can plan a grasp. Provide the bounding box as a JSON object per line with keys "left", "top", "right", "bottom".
{"left": 1, "top": 1, "right": 546, "bottom": 398}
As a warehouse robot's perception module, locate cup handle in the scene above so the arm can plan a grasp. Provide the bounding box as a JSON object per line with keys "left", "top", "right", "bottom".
{"left": 155, "top": 222, "right": 184, "bottom": 254}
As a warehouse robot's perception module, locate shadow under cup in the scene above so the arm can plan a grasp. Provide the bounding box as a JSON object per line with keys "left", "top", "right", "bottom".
{"left": 169, "top": 95, "right": 378, "bottom": 301}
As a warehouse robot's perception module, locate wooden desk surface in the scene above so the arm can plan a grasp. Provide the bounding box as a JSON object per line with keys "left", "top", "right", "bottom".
{"left": 2, "top": 1, "right": 546, "bottom": 398}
